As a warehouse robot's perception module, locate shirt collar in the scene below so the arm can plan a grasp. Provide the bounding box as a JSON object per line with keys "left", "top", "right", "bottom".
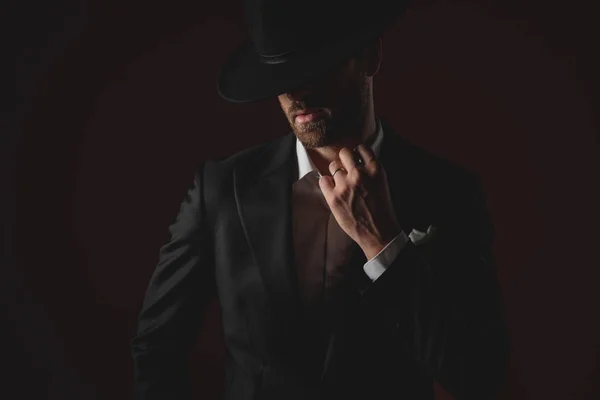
{"left": 295, "top": 117, "right": 384, "bottom": 182}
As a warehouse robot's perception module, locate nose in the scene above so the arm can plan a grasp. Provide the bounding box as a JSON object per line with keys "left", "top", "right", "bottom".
{"left": 286, "top": 83, "right": 314, "bottom": 102}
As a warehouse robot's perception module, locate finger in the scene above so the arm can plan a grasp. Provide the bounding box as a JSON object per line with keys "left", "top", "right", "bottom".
{"left": 356, "top": 144, "right": 377, "bottom": 174}
{"left": 328, "top": 160, "right": 347, "bottom": 186}
{"left": 318, "top": 174, "right": 335, "bottom": 201}
{"left": 328, "top": 159, "right": 344, "bottom": 175}
{"left": 338, "top": 147, "right": 358, "bottom": 172}
{"left": 340, "top": 147, "right": 366, "bottom": 187}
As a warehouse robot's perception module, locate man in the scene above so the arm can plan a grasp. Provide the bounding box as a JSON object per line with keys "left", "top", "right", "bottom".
{"left": 130, "top": 0, "right": 509, "bottom": 399}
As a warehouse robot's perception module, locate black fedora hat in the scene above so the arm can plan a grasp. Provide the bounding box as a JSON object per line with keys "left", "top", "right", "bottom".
{"left": 217, "top": 0, "right": 410, "bottom": 103}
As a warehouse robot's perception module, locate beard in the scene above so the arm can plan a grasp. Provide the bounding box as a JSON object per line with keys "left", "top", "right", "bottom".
{"left": 291, "top": 75, "right": 370, "bottom": 149}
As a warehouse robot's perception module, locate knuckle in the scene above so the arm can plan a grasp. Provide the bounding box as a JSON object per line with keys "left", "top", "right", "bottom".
{"left": 332, "top": 194, "right": 345, "bottom": 206}
{"left": 337, "top": 187, "right": 349, "bottom": 200}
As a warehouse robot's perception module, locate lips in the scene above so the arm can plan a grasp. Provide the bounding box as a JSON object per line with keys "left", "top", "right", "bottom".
{"left": 294, "top": 108, "right": 324, "bottom": 123}
{"left": 294, "top": 108, "right": 321, "bottom": 118}
{"left": 295, "top": 110, "right": 325, "bottom": 123}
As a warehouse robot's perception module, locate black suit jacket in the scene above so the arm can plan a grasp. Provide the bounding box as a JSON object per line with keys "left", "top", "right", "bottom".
{"left": 130, "top": 118, "right": 509, "bottom": 400}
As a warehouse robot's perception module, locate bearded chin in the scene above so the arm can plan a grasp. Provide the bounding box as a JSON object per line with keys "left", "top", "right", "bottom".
{"left": 295, "top": 106, "right": 367, "bottom": 149}
{"left": 294, "top": 118, "right": 332, "bottom": 149}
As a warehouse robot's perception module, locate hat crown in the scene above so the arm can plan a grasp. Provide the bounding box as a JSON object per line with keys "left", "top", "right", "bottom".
{"left": 244, "top": 0, "right": 382, "bottom": 58}
{"left": 218, "top": 0, "right": 409, "bottom": 102}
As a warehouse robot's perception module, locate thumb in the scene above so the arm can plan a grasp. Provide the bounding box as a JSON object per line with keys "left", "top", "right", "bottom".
{"left": 318, "top": 174, "right": 335, "bottom": 198}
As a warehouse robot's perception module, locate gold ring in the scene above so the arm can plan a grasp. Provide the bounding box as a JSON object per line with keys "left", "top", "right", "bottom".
{"left": 331, "top": 167, "right": 345, "bottom": 178}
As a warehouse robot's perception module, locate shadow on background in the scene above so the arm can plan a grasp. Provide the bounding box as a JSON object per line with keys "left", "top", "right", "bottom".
{"left": 6, "top": 0, "right": 599, "bottom": 399}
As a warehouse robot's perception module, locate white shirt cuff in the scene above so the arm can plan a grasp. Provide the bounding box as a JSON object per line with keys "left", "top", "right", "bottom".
{"left": 363, "top": 230, "right": 410, "bottom": 282}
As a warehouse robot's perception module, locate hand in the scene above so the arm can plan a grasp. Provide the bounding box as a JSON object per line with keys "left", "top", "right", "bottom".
{"left": 318, "top": 144, "right": 402, "bottom": 260}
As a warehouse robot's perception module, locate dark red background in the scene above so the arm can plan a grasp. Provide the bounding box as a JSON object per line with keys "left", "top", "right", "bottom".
{"left": 7, "top": 0, "right": 599, "bottom": 399}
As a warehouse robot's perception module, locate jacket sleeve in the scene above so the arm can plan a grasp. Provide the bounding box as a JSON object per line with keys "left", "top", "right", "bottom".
{"left": 358, "top": 173, "right": 509, "bottom": 400}
{"left": 130, "top": 163, "right": 216, "bottom": 400}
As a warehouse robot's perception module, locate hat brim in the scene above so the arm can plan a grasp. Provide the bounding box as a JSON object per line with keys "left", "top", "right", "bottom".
{"left": 216, "top": 15, "right": 400, "bottom": 103}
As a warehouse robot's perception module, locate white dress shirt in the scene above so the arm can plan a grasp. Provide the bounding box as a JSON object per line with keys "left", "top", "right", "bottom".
{"left": 291, "top": 117, "right": 410, "bottom": 308}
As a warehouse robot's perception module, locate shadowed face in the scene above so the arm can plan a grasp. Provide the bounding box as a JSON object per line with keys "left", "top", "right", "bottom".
{"left": 277, "top": 51, "right": 372, "bottom": 149}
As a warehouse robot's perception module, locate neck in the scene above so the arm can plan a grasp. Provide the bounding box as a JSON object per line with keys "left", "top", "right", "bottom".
{"left": 307, "top": 113, "right": 377, "bottom": 176}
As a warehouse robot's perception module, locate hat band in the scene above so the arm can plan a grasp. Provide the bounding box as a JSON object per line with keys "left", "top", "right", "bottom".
{"left": 259, "top": 49, "right": 297, "bottom": 65}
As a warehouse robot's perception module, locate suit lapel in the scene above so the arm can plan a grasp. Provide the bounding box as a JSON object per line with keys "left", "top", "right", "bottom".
{"left": 234, "top": 132, "right": 304, "bottom": 321}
